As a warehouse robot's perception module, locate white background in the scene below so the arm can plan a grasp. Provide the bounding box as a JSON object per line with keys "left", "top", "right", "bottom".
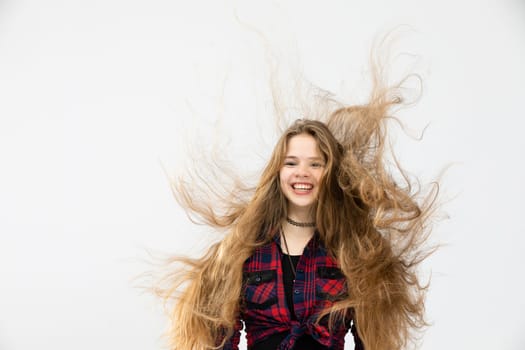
{"left": 1, "top": 1, "right": 524, "bottom": 349}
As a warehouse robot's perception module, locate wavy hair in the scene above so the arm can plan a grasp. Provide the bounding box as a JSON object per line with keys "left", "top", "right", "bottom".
{"left": 155, "top": 59, "right": 438, "bottom": 350}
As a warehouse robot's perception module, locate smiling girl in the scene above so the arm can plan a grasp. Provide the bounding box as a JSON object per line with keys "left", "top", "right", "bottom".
{"left": 157, "top": 62, "right": 437, "bottom": 350}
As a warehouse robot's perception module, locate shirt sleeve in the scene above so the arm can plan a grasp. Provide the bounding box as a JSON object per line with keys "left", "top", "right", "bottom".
{"left": 222, "top": 317, "right": 243, "bottom": 350}
{"left": 351, "top": 321, "right": 365, "bottom": 350}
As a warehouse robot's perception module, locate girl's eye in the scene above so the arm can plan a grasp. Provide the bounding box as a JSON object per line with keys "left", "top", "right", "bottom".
{"left": 311, "top": 163, "right": 324, "bottom": 168}
{"left": 284, "top": 161, "right": 297, "bottom": 166}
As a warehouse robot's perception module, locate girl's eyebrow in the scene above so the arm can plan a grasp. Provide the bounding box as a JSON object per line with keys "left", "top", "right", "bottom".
{"left": 284, "top": 155, "right": 324, "bottom": 161}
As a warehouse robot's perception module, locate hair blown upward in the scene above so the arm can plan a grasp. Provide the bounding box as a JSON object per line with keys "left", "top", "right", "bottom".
{"left": 156, "top": 64, "right": 437, "bottom": 350}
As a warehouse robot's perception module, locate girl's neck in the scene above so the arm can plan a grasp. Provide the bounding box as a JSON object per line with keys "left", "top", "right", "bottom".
{"left": 280, "top": 219, "right": 315, "bottom": 255}
{"left": 287, "top": 205, "right": 315, "bottom": 223}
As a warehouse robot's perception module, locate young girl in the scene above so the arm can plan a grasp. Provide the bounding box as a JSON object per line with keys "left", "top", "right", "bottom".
{"left": 158, "top": 68, "right": 436, "bottom": 350}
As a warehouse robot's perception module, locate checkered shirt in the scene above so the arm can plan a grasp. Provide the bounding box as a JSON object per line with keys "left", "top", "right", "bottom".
{"left": 223, "top": 233, "right": 364, "bottom": 350}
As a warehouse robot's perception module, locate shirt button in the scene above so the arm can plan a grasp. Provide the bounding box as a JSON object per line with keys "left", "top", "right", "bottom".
{"left": 294, "top": 289, "right": 300, "bottom": 295}
{"left": 255, "top": 276, "right": 261, "bottom": 282}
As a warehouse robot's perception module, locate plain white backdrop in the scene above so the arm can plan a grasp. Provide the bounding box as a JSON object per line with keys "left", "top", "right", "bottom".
{"left": 1, "top": 1, "right": 524, "bottom": 349}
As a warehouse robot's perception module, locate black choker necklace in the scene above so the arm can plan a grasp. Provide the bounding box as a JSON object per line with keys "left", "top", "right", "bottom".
{"left": 286, "top": 217, "right": 316, "bottom": 228}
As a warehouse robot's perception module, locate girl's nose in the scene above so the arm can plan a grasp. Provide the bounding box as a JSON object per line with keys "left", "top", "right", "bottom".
{"left": 295, "top": 164, "right": 309, "bottom": 178}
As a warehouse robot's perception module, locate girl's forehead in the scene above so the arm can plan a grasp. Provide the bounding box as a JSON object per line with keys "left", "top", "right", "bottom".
{"left": 285, "top": 134, "right": 323, "bottom": 157}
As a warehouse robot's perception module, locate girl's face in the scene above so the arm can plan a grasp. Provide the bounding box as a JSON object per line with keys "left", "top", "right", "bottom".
{"left": 279, "top": 133, "right": 325, "bottom": 215}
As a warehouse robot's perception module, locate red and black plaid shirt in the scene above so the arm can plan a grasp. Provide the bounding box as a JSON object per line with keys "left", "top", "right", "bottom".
{"left": 224, "top": 233, "right": 364, "bottom": 350}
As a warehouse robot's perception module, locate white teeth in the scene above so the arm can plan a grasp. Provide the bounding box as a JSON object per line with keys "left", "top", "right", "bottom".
{"left": 293, "top": 184, "right": 313, "bottom": 190}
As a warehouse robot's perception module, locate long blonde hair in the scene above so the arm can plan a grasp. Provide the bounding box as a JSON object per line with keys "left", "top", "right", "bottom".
{"left": 156, "top": 61, "right": 438, "bottom": 350}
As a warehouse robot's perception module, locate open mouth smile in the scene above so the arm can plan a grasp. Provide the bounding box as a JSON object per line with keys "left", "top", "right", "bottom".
{"left": 292, "top": 182, "right": 313, "bottom": 193}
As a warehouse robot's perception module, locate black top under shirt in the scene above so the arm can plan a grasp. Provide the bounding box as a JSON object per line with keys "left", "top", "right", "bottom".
{"left": 251, "top": 254, "right": 328, "bottom": 350}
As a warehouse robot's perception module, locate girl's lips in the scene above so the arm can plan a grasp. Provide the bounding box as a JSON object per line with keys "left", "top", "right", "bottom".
{"left": 292, "top": 182, "right": 313, "bottom": 190}
{"left": 291, "top": 183, "right": 314, "bottom": 195}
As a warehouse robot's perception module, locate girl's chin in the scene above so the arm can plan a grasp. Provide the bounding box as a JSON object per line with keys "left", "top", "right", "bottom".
{"left": 287, "top": 201, "right": 316, "bottom": 212}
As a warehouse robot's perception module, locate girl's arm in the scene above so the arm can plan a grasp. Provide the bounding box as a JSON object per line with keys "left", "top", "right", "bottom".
{"left": 351, "top": 321, "right": 365, "bottom": 350}
{"left": 222, "top": 318, "right": 243, "bottom": 350}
